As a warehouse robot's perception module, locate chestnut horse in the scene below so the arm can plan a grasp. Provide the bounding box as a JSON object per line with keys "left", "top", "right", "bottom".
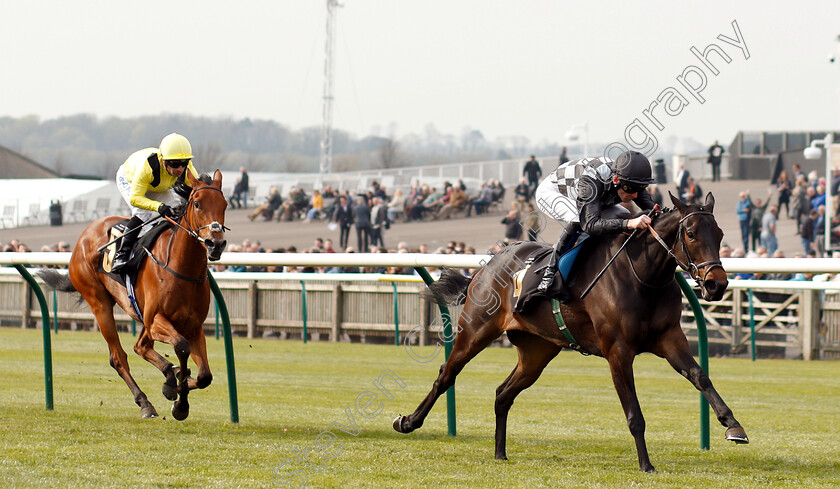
{"left": 394, "top": 193, "right": 748, "bottom": 472}
{"left": 39, "top": 170, "right": 227, "bottom": 420}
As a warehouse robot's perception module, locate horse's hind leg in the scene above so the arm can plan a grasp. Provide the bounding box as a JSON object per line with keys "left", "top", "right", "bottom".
{"left": 494, "top": 331, "right": 561, "bottom": 460}
{"left": 133, "top": 329, "right": 179, "bottom": 401}
{"left": 653, "top": 328, "right": 748, "bottom": 444}
{"left": 92, "top": 300, "right": 158, "bottom": 418}
{"left": 394, "top": 312, "right": 504, "bottom": 434}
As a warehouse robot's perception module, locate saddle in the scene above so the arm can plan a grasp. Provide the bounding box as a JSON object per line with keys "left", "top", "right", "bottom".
{"left": 99, "top": 219, "right": 174, "bottom": 287}
{"left": 512, "top": 237, "right": 588, "bottom": 313}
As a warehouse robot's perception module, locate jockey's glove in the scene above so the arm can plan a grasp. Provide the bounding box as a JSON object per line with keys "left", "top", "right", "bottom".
{"left": 158, "top": 204, "right": 176, "bottom": 219}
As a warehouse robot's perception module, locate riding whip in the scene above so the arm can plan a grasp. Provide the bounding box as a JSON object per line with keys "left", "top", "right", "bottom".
{"left": 96, "top": 214, "right": 164, "bottom": 252}
{"left": 579, "top": 207, "right": 658, "bottom": 300}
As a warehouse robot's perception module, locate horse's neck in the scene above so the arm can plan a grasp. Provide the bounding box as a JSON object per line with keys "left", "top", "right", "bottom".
{"left": 165, "top": 216, "right": 206, "bottom": 269}
{"left": 624, "top": 211, "right": 680, "bottom": 282}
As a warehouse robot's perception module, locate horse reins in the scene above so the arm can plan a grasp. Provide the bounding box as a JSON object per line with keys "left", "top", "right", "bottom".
{"left": 146, "top": 185, "right": 229, "bottom": 283}
{"left": 645, "top": 209, "right": 724, "bottom": 289}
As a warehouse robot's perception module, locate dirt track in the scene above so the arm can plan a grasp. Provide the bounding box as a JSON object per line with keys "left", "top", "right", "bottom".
{"left": 0, "top": 179, "right": 806, "bottom": 256}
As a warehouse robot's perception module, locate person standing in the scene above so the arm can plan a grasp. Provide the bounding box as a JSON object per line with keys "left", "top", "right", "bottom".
{"left": 333, "top": 195, "right": 354, "bottom": 250}
{"left": 523, "top": 155, "right": 542, "bottom": 197}
{"left": 558, "top": 147, "right": 569, "bottom": 165}
{"left": 229, "top": 166, "right": 249, "bottom": 208}
{"left": 707, "top": 140, "right": 724, "bottom": 182}
{"left": 800, "top": 209, "right": 817, "bottom": 254}
{"left": 776, "top": 170, "right": 792, "bottom": 218}
{"left": 370, "top": 197, "right": 388, "bottom": 248}
{"left": 352, "top": 196, "right": 372, "bottom": 252}
{"left": 750, "top": 197, "right": 770, "bottom": 252}
{"left": 675, "top": 162, "right": 691, "bottom": 198}
{"left": 735, "top": 191, "right": 752, "bottom": 252}
{"left": 760, "top": 205, "right": 779, "bottom": 255}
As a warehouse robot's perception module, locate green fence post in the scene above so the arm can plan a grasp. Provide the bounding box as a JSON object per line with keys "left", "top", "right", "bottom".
{"left": 415, "top": 267, "right": 456, "bottom": 437}
{"left": 300, "top": 280, "right": 308, "bottom": 344}
{"left": 207, "top": 271, "right": 239, "bottom": 423}
{"left": 131, "top": 318, "right": 136, "bottom": 336}
{"left": 53, "top": 290, "right": 58, "bottom": 334}
{"left": 393, "top": 282, "right": 400, "bottom": 346}
{"left": 215, "top": 297, "right": 220, "bottom": 341}
{"left": 675, "top": 272, "right": 710, "bottom": 450}
{"left": 748, "top": 289, "right": 756, "bottom": 362}
{"left": 15, "top": 265, "right": 53, "bottom": 411}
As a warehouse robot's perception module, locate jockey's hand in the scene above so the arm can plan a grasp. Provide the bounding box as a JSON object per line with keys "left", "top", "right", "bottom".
{"left": 158, "top": 204, "right": 175, "bottom": 219}
{"left": 627, "top": 215, "right": 652, "bottom": 230}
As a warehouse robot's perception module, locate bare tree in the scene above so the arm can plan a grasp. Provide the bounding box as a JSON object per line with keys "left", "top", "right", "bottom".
{"left": 333, "top": 153, "right": 360, "bottom": 172}
{"left": 194, "top": 141, "right": 226, "bottom": 170}
{"left": 53, "top": 151, "right": 66, "bottom": 176}
{"left": 379, "top": 138, "right": 402, "bottom": 169}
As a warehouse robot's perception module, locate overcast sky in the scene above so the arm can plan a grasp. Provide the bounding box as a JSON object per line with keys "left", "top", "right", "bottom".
{"left": 2, "top": 1, "right": 839, "bottom": 149}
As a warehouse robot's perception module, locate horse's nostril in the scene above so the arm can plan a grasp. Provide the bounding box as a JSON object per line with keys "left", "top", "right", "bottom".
{"left": 219, "top": 240, "right": 227, "bottom": 251}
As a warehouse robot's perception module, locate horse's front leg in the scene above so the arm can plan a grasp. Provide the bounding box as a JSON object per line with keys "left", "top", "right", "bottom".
{"left": 606, "top": 342, "right": 655, "bottom": 473}
{"left": 653, "top": 327, "right": 748, "bottom": 444}
{"left": 186, "top": 331, "right": 212, "bottom": 391}
{"left": 149, "top": 315, "right": 192, "bottom": 421}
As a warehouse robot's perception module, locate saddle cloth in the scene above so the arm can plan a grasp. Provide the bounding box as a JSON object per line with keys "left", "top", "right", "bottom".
{"left": 512, "top": 238, "right": 587, "bottom": 313}
{"left": 99, "top": 219, "right": 173, "bottom": 287}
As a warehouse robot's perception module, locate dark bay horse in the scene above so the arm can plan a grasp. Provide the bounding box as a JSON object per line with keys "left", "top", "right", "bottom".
{"left": 394, "top": 193, "right": 748, "bottom": 472}
{"left": 39, "top": 170, "right": 227, "bottom": 420}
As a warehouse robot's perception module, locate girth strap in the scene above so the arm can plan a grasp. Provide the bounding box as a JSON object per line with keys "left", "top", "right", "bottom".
{"left": 551, "top": 298, "right": 590, "bottom": 355}
{"left": 143, "top": 247, "right": 207, "bottom": 283}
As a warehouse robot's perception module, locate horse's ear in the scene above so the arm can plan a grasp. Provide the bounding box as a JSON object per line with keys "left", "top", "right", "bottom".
{"left": 213, "top": 169, "right": 223, "bottom": 188}
{"left": 704, "top": 192, "right": 715, "bottom": 213}
{"left": 186, "top": 170, "right": 198, "bottom": 187}
{"left": 669, "top": 191, "right": 687, "bottom": 213}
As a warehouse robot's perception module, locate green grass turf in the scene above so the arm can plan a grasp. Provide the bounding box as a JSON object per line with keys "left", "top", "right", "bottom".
{"left": 0, "top": 326, "right": 838, "bottom": 488}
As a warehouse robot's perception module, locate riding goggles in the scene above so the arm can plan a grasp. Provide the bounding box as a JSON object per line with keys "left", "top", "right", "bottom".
{"left": 165, "top": 159, "right": 190, "bottom": 169}
{"left": 619, "top": 182, "right": 647, "bottom": 194}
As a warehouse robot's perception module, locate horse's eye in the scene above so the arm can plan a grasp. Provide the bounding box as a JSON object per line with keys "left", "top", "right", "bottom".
{"left": 687, "top": 231, "right": 695, "bottom": 240}
{"left": 194, "top": 201, "right": 200, "bottom": 210}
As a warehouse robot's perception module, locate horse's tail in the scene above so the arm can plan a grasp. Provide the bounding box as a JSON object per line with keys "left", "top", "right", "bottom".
{"left": 422, "top": 267, "right": 472, "bottom": 306}
{"left": 37, "top": 268, "right": 77, "bottom": 293}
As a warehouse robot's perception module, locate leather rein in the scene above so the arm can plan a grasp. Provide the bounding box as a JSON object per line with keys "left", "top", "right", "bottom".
{"left": 632, "top": 209, "right": 724, "bottom": 289}
{"left": 145, "top": 185, "right": 229, "bottom": 283}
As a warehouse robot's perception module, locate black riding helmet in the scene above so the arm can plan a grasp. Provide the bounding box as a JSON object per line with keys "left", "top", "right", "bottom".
{"left": 611, "top": 151, "right": 654, "bottom": 189}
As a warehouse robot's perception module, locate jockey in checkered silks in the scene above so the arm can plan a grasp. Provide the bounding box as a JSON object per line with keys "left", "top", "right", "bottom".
{"left": 533, "top": 150, "right": 656, "bottom": 293}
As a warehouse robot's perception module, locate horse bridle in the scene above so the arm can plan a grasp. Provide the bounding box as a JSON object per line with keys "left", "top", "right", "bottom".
{"left": 166, "top": 185, "right": 230, "bottom": 247}
{"left": 146, "top": 185, "right": 229, "bottom": 283}
{"left": 647, "top": 209, "right": 724, "bottom": 288}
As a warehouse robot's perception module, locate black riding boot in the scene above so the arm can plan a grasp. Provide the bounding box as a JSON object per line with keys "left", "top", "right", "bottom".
{"left": 111, "top": 215, "right": 143, "bottom": 273}
{"left": 537, "top": 222, "right": 581, "bottom": 293}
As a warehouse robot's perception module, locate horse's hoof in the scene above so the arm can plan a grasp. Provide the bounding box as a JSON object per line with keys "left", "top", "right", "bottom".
{"left": 392, "top": 415, "right": 413, "bottom": 434}
{"left": 172, "top": 402, "right": 190, "bottom": 421}
{"left": 162, "top": 383, "right": 178, "bottom": 401}
{"left": 495, "top": 453, "right": 508, "bottom": 461}
{"left": 140, "top": 405, "right": 158, "bottom": 419}
{"left": 726, "top": 427, "right": 749, "bottom": 444}
{"left": 641, "top": 465, "right": 657, "bottom": 474}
